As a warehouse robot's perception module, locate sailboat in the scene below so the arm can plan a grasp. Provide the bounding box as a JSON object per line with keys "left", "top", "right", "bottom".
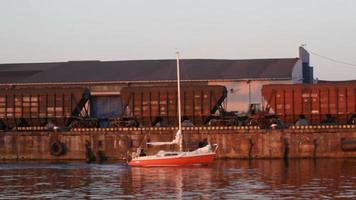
{"left": 128, "top": 52, "right": 218, "bottom": 167}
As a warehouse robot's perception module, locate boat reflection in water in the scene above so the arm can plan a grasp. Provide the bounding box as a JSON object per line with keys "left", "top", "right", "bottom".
{"left": 129, "top": 166, "right": 214, "bottom": 199}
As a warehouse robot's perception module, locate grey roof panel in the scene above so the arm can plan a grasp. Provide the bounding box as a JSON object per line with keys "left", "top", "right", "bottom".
{"left": 0, "top": 58, "right": 298, "bottom": 84}
{"left": 0, "top": 71, "right": 41, "bottom": 83}
{"left": 0, "top": 62, "right": 62, "bottom": 83}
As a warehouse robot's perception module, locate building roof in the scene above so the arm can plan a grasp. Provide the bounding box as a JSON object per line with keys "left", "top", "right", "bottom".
{"left": 0, "top": 62, "right": 61, "bottom": 84}
{"left": 0, "top": 58, "right": 299, "bottom": 85}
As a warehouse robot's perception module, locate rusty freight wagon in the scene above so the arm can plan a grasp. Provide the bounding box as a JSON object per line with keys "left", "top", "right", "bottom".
{"left": 119, "top": 85, "right": 227, "bottom": 126}
{"left": 0, "top": 88, "right": 90, "bottom": 129}
{"left": 262, "top": 83, "right": 356, "bottom": 125}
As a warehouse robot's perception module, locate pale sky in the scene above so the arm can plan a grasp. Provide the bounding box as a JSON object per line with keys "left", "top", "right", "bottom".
{"left": 1, "top": 0, "right": 356, "bottom": 80}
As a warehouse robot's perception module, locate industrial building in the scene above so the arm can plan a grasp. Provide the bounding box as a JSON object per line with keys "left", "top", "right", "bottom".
{"left": 0, "top": 47, "right": 313, "bottom": 123}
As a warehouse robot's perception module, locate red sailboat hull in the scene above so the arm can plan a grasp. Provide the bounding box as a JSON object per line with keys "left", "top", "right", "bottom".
{"left": 128, "top": 152, "right": 216, "bottom": 167}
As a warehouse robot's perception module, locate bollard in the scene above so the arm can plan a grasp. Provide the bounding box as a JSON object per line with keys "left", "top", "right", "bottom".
{"left": 85, "top": 140, "right": 96, "bottom": 163}
{"left": 313, "top": 138, "right": 320, "bottom": 158}
{"left": 97, "top": 141, "right": 107, "bottom": 164}
{"left": 248, "top": 138, "right": 254, "bottom": 159}
{"left": 283, "top": 138, "right": 289, "bottom": 160}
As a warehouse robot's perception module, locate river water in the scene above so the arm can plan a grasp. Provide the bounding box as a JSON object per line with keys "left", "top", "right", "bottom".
{"left": 0, "top": 159, "right": 355, "bottom": 199}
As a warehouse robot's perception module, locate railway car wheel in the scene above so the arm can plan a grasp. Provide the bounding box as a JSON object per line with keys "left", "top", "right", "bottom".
{"left": 348, "top": 115, "right": 356, "bottom": 125}
{"left": 109, "top": 119, "right": 122, "bottom": 128}
{"left": 70, "top": 119, "right": 98, "bottom": 128}
{"left": 248, "top": 119, "right": 259, "bottom": 126}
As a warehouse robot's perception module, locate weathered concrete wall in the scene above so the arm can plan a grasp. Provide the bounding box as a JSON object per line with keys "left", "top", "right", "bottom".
{"left": 1, "top": 126, "right": 356, "bottom": 161}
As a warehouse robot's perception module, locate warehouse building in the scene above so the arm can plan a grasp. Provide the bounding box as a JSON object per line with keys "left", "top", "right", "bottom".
{"left": 0, "top": 47, "right": 313, "bottom": 119}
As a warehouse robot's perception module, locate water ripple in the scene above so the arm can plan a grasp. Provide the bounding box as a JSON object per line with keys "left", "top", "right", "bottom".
{"left": 0, "top": 159, "right": 355, "bottom": 199}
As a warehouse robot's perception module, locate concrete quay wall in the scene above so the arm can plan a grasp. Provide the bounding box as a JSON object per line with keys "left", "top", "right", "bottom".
{"left": 0, "top": 126, "right": 356, "bottom": 161}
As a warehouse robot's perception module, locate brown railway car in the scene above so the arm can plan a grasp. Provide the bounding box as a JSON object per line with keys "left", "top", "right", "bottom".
{"left": 0, "top": 88, "right": 90, "bottom": 129}
{"left": 262, "top": 83, "right": 356, "bottom": 125}
{"left": 120, "top": 85, "right": 227, "bottom": 126}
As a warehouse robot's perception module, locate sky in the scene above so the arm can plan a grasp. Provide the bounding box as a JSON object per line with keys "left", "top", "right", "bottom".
{"left": 0, "top": 0, "right": 356, "bottom": 81}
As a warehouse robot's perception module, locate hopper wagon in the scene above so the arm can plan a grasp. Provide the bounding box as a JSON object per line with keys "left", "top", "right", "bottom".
{"left": 262, "top": 83, "right": 356, "bottom": 125}
{"left": 118, "top": 85, "right": 227, "bottom": 127}
{"left": 0, "top": 88, "right": 90, "bottom": 129}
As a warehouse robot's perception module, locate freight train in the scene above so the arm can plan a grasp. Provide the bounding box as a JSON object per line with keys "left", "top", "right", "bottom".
{"left": 1, "top": 82, "right": 355, "bottom": 130}
{"left": 0, "top": 85, "right": 228, "bottom": 130}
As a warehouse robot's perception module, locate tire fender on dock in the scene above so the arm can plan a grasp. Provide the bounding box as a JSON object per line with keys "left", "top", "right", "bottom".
{"left": 50, "top": 140, "right": 66, "bottom": 156}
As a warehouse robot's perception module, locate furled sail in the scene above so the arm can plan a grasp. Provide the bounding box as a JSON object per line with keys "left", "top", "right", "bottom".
{"left": 147, "top": 130, "right": 182, "bottom": 146}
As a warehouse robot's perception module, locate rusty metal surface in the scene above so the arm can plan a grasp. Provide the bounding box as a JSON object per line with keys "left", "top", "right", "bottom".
{"left": 262, "top": 83, "right": 356, "bottom": 124}
{"left": 0, "top": 88, "right": 89, "bottom": 128}
{"left": 121, "top": 85, "right": 227, "bottom": 126}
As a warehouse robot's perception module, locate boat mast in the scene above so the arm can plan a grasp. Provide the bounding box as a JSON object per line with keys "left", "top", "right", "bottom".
{"left": 176, "top": 52, "right": 183, "bottom": 151}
